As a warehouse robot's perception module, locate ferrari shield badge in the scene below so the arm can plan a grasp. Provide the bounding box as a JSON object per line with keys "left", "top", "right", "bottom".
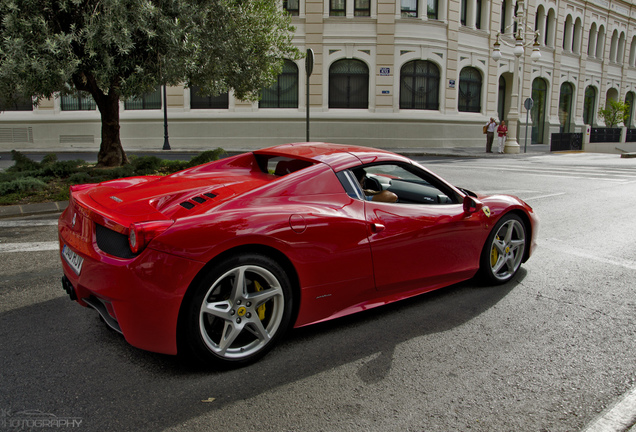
{"left": 482, "top": 206, "right": 491, "bottom": 217}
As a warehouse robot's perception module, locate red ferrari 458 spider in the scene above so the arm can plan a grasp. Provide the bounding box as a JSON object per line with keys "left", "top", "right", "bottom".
{"left": 59, "top": 142, "right": 537, "bottom": 366}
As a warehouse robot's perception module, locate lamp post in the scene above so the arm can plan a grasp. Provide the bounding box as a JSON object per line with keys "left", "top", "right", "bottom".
{"left": 491, "top": 0, "right": 541, "bottom": 154}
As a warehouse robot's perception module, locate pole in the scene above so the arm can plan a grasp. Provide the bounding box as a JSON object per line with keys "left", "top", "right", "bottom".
{"left": 524, "top": 107, "right": 530, "bottom": 153}
{"left": 162, "top": 85, "right": 171, "bottom": 150}
{"left": 306, "top": 73, "right": 310, "bottom": 142}
{"left": 305, "top": 49, "right": 314, "bottom": 142}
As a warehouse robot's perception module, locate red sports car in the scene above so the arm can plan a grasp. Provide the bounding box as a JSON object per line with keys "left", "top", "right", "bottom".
{"left": 58, "top": 143, "right": 538, "bottom": 366}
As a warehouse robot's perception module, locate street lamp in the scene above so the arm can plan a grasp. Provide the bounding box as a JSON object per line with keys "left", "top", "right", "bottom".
{"left": 491, "top": 0, "right": 541, "bottom": 154}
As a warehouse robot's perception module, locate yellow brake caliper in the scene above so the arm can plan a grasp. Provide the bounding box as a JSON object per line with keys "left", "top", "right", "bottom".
{"left": 254, "top": 280, "right": 266, "bottom": 320}
{"left": 490, "top": 235, "right": 500, "bottom": 267}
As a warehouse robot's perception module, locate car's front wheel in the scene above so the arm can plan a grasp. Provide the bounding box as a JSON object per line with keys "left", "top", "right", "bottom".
{"left": 480, "top": 213, "right": 527, "bottom": 284}
{"left": 181, "top": 253, "right": 293, "bottom": 367}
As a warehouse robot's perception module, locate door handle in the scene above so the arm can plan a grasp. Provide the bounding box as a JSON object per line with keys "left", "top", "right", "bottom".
{"left": 370, "top": 223, "right": 385, "bottom": 233}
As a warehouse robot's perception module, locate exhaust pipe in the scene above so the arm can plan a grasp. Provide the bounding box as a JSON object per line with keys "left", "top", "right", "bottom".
{"left": 61, "top": 276, "right": 77, "bottom": 301}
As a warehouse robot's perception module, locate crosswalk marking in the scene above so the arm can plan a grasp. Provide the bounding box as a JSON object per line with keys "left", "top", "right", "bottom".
{"left": 0, "top": 241, "right": 59, "bottom": 253}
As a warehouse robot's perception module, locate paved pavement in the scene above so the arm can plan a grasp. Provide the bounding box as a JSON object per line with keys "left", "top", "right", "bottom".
{"left": 1, "top": 143, "right": 635, "bottom": 431}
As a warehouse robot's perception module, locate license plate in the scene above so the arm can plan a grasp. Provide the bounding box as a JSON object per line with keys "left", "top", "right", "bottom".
{"left": 62, "top": 244, "right": 84, "bottom": 275}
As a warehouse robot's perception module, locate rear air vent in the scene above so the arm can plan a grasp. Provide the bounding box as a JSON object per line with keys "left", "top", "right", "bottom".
{"left": 95, "top": 224, "right": 137, "bottom": 259}
{"left": 179, "top": 193, "right": 219, "bottom": 210}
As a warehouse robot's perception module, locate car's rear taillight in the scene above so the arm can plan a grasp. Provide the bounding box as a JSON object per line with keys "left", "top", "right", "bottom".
{"left": 128, "top": 221, "right": 174, "bottom": 254}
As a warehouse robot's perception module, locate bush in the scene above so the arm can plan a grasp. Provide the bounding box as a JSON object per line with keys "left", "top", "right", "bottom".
{"left": 187, "top": 148, "right": 227, "bottom": 168}
{"left": 41, "top": 160, "right": 85, "bottom": 178}
{"left": 0, "top": 148, "right": 226, "bottom": 205}
{"left": 8, "top": 150, "right": 40, "bottom": 172}
{"left": 131, "top": 155, "right": 163, "bottom": 174}
{"left": 0, "top": 177, "right": 48, "bottom": 195}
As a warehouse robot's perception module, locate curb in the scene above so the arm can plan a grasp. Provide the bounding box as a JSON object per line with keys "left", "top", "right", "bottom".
{"left": 0, "top": 201, "right": 68, "bottom": 219}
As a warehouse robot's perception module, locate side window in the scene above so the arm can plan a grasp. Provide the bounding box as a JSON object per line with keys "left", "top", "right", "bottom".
{"left": 338, "top": 163, "right": 459, "bottom": 204}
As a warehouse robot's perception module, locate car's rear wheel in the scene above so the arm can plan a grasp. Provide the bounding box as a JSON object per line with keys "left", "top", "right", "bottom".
{"left": 182, "top": 253, "right": 293, "bottom": 367}
{"left": 480, "top": 213, "right": 526, "bottom": 284}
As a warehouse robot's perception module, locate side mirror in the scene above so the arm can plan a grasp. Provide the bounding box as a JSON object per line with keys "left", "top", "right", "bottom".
{"left": 463, "top": 195, "right": 483, "bottom": 214}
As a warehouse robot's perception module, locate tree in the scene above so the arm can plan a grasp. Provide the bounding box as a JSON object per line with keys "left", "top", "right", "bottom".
{"left": 0, "top": 0, "right": 299, "bottom": 166}
{"left": 598, "top": 99, "right": 630, "bottom": 127}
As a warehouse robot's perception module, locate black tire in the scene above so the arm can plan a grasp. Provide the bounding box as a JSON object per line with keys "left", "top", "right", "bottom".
{"left": 479, "top": 213, "right": 527, "bottom": 285}
{"left": 180, "top": 253, "right": 293, "bottom": 367}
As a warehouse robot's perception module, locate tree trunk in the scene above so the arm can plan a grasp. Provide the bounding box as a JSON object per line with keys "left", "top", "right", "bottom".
{"left": 95, "top": 91, "right": 128, "bottom": 167}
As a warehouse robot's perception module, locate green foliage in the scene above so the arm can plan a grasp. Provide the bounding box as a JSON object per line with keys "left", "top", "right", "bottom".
{"left": 9, "top": 150, "right": 40, "bottom": 172}
{"left": 598, "top": 99, "right": 630, "bottom": 127}
{"left": 0, "top": 0, "right": 299, "bottom": 166}
{"left": 0, "top": 177, "right": 48, "bottom": 195}
{"left": 187, "top": 148, "right": 227, "bottom": 168}
{"left": 0, "top": 149, "right": 227, "bottom": 205}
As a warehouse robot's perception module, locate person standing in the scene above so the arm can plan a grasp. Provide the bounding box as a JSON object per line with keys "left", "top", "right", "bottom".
{"left": 497, "top": 120, "right": 508, "bottom": 154}
{"left": 485, "top": 117, "right": 497, "bottom": 153}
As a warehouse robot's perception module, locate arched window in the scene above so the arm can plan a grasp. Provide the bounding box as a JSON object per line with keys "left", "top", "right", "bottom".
{"left": 583, "top": 86, "right": 597, "bottom": 126}
{"left": 596, "top": 25, "right": 606, "bottom": 59}
{"left": 588, "top": 23, "right": 598, "bottom": 57}
{"left": 572, "top": 18, "right": 582, "bottom": 54}
{"left": 399, "top": 60, "right": 440, "bottom": 110}
{"left": 610, "top": 30, "right": 619, "bottom": 62}
{"left": 558, "top": 82, "right": 574, "bottom": 133}
{"left": 563, "top": 15, "right": 573, "bottom": 51}
{"left": 545, "top": 9, "right": 556, "bottom": 47}
{"left": 329, "top": 59, "right": 369, "bottom": 109}
{"left": 531, "top": 78, "right": 548, "bottom": 143}
{"left": 458, "top": 67, "right": 482, "bottom": 113}
{"left": 629, "top": 36, "right": 636, "bottom": 66}
{"left": 260, "top": 60, "right": 299, "bottom": 108}
{"left": 618, "top": 32, "right": 626, "bottom": 65}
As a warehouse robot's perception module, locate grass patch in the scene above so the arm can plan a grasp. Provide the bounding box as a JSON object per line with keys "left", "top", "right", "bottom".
{"left": 0, "top": 149, "right": 227, "bottom": 206}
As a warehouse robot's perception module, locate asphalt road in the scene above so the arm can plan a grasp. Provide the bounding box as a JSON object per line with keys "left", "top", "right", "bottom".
{"left": 1, "top": 152, "right": 635, "bottom": 431}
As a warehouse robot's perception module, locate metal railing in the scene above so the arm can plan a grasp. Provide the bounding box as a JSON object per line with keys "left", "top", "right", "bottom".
{"left": 550, "top": 133, "right": 582, "bottom": 151}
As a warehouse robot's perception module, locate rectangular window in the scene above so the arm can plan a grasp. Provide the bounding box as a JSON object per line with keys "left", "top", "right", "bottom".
{"left": 427, "top": 0, "right": 438, "bottom": 19}
{"left": 283, "top": 0, "right": 299, "bottom": 16}
{"left": 460, "top": 0, "right": 467, "bottom": 26}
{"left": 354, "top": 0, "right": 370, "bottom": 16}
{"left": 190, "top": 87, "right": 229, "bottom": 109}
{"left": 330, "top": 0, "right": 346, "bottom": 16}
{"left": 61, "top": 91, "right": 96, "bottom": 111}
{"left": 0, "top": 94, "right": 33, "bottom": 111}
{"left": 475, "top": 0, "right": 482, "bottom": 29}
{"left": 125, "top": 87, "right": 161, "bottom": 110}
{"left": 401, "top": 0, "right": 417, "bottom": 18}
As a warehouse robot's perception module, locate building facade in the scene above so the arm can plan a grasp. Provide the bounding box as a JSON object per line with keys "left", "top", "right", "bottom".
{"left": 2, "top": 0, "right": 636, "bottom": 152}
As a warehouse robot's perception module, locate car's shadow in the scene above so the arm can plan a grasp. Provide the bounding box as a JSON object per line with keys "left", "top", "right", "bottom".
{"left": 0, "top": 270, "right": 523, "bottom": 430}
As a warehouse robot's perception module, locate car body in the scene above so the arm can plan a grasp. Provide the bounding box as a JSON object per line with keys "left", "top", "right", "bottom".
{"left": 58, "top": 142, "right": 538, "bottom": 365}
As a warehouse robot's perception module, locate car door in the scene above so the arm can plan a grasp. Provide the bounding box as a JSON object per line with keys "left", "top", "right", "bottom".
{"left": 357, "top": 163, "right": 487, "bottom": 293}
{"left": 365, "top": 200, "right": 485, "bottom": 292}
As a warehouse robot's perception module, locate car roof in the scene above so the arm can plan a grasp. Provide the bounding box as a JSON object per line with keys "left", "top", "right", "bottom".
{"left": 254, "top": 142, "right": 412, "bottom": 171}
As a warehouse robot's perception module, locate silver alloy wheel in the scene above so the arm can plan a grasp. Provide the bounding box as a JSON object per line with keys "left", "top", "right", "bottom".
{"left": 489, "top": 218, "right": 526, "bottom": 282}
{"left": 199, "top": 264, "right": 285, "bottom": 360}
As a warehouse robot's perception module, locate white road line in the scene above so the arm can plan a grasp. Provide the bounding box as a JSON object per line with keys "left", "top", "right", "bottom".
{"left": 0, "top": 220, "right": 58, "bottom": 227}
{"left": 523, "top": 192, "right": 567, "bottom": 201}
{"left": 0, "top": 241, "right": 59, "bottom": 253}
{"left": 581, "top": 386, "right": 636, "bottom": 432}
{"left": 539, "top": 239, "right": 636, "bottom": 271}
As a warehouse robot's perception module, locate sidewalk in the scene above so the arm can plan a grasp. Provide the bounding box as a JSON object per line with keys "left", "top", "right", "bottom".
{"left": 0, "top": 144, "right": 551, "bottom": 219}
